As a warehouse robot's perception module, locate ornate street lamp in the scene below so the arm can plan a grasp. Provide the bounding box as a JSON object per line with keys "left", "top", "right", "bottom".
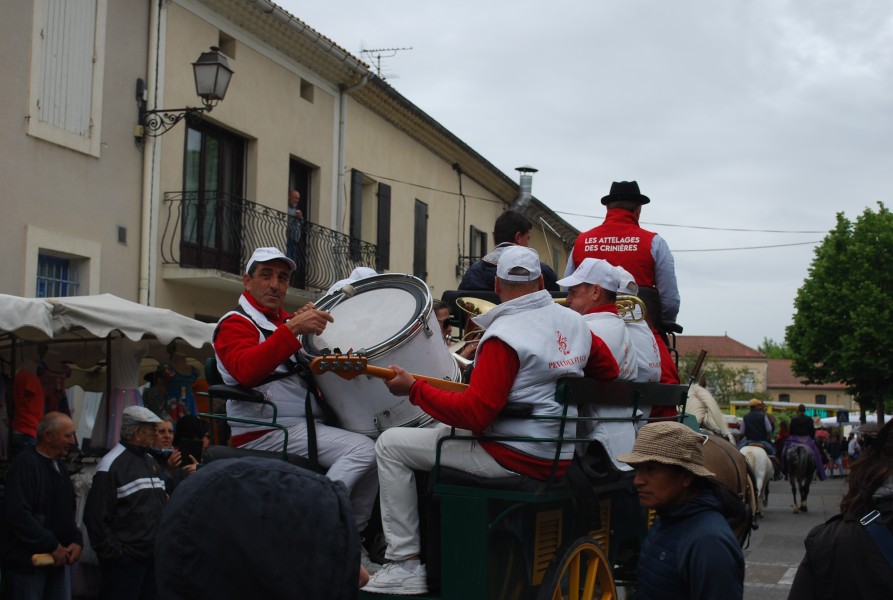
{"left": 137, "top": 47, "right": 234, "bottom": 138}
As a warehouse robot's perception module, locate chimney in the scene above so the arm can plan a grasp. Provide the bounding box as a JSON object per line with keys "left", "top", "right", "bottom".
{"left": 510, "top": 165, "right": 538, "bottom": 210}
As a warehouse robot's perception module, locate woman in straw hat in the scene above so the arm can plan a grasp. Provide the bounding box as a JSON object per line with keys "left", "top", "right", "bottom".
{"left": 788, "top": 417, "right": 893, "bottom": 599}
{"left": 618, "top": 421, "right": 744, "bottom": 600}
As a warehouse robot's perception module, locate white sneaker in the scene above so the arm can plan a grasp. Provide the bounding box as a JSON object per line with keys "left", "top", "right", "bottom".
{"left": 361, "top": 561, "right": 428, "bottom": 595}
{"left": 361, "top": 545, "right": 383, "bottom": 575}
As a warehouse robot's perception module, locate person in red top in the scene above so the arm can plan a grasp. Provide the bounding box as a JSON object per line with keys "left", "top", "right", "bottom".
{"left": 566, "top": 180, "right": 680, "bottom": 329}
{"left": 10, "top": 371, "right": 45, "bottom": 460}
{"left": 362, "top": 246, "right": 618, "bottom": 595}
{"left": 213, "top": 247, "right": 379, "bottom": 572}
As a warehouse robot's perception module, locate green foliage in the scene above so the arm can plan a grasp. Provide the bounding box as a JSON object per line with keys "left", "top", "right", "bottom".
{"left": 757, "top": 337, "right": 793, "bottom": 359}
{"left": 786, "top": 203, "right": 893, "bottom": 419}
{"left": 678, "top": 353, "right": 768, "bottom": 407}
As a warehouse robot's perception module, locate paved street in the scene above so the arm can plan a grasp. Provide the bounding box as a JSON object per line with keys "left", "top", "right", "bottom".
{"left": 743, "top": 474, "right": 848, "bottom": 599}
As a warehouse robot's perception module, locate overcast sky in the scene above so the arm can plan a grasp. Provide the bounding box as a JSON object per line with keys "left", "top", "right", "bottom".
{"left": 277, "top": 0, "right": 893, "bottom": 350}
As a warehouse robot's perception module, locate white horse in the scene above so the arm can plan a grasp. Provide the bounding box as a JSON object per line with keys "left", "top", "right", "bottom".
{"left": 741, "top": 445, "right": 774, "bottom": 523}
{"left": 687, "top": 382, "right": 733, "bottom": 441}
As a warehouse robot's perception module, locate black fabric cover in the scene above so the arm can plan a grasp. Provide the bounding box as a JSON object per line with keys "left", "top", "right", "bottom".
{"left": 155, "top": 457, "right": 358, "bottom": 599}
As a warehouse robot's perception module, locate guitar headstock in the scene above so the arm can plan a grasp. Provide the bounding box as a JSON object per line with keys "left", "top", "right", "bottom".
{"left": 309, "top": 354, "right": 368, "bottom": 380}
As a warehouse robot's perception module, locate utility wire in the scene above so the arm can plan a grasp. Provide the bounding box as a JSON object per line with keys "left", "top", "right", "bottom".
{"left": 674, "top": 240, "right": 821, "bottom": 252}
{"left": 358, "top": 170, "right": 831, "bottom": 235}
{"left": 554, "top": 209, "right": 827, "bottom": 234}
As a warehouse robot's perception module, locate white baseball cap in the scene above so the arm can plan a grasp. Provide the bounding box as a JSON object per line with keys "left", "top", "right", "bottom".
{"left": 496, "top": 246, "right": 542, "bottom": 282}
{"left": 614, "top": 265, "right": 639, "bottom": 296}
{"left": 246, "top": 247, "right": 296, "bottom": 274}
{"left": 556, "top": 258, "right": 622, "bottom": 292}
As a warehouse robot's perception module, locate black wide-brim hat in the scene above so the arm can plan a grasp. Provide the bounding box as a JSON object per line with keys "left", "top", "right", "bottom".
{"left": 601, "top": 180, "right": 651, "bottom": 205}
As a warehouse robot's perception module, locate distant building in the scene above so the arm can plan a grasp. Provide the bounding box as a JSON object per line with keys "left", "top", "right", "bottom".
{"left": 762, "top": 358, "right": 855, "bottom": 418}
{"left": 676, "top": 336, "right": 855, "bottom": 419}
{"left": 676, "top": 335, "right": 767, "bottom": 394}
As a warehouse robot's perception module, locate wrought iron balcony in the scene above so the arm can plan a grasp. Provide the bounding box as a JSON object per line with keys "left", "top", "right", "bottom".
{"left": 455, "top": 255, "right": 482, "bottom": 279}
{"left": 160, "top": 191, "right": 378, "bottom": 293}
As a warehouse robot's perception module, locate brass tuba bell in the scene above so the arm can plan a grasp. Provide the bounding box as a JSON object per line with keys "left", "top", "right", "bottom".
{"left": 616, "top": 295, "right": 647, "bottom": 322}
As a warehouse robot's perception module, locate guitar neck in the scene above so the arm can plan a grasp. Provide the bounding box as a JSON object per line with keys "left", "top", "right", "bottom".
{"left": 363, "top": 365, "right": 468, "bottom": 392}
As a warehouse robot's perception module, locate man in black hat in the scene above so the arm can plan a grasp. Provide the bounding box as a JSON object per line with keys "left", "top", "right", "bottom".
{"left": 565, "top": 181, "right": 680, "bottom": 328}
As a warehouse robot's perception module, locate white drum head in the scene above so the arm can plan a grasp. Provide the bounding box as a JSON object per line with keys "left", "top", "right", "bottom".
{"left": 301, "top": 274, "right": 430, "bottom": 358}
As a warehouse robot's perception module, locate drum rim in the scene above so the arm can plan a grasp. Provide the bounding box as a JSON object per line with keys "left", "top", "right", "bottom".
{"left": 300, "top": 273, "right": 434, "bottom": 359}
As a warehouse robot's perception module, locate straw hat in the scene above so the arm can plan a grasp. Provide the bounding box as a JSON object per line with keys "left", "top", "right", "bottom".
{"left": 617, "top": 421, "right": 715, "bottom": 478}
{"left": 748, "top": 398, "right": 763, "bottom": 408}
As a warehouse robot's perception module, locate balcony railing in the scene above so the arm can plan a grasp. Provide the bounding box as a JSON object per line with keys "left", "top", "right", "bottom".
{"left": 160, "top": 191, "right": 378, "bottom": 294}
{"left": 455, "top": 255, "right": 482, "bottom": 279}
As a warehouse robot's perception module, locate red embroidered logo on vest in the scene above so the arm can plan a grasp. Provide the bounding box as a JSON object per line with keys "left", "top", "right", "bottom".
{"left": 556, "top": 331, "right": 571, "bottom": 356}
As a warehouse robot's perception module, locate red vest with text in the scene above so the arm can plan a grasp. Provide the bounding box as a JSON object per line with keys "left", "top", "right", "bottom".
{"left": 573, "top": 209, "right": 656, "bottom": 287}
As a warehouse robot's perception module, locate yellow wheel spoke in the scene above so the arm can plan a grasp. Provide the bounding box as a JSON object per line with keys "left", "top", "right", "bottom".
{"left": 547, "top": 541, "right": 615, "bottom": 600}
{"left": 569, "top": 553, "right": 581, "bottom": 600}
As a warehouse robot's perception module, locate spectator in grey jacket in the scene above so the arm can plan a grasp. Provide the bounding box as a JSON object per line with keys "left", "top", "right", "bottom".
{"left": 84, "top": 406, "right": 167, "bottom": 600}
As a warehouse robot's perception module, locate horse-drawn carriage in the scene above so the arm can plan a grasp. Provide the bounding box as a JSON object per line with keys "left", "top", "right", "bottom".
{"left": 201, "top": 275, "right": 756, "bottom": 599}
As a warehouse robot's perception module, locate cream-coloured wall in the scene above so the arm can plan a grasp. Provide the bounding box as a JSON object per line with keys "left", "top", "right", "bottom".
{"left": 0, "top": 1, "right": 148, "bottom": 299}
{"left": 159, "top": 6, "right": 338, "bottom": 213}
{"left": 343, "top": 98, "right": 510, "bottom": 297}
{"left": 152, "top": 2, "right": 569, "bottom": 320}
{"left": 154, "top": 4, "right": 342, "bottom": 317}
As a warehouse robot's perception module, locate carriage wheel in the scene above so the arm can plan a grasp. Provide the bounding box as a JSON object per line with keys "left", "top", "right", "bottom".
{"left": 537, "top": 536, "right": 616, "bottom": 600}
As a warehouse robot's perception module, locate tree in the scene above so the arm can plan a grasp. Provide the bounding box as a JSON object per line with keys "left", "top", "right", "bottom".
{"left": 786, "top": 203, "right": 893, "bottom": 422}
{"left": 678, "top": 353, "right": 769, "bottom": 407}
{"left": 758, "top": 337, "right": 793, "bottom": 359}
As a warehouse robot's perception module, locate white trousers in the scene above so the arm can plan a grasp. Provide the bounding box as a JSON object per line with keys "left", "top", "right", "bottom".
{"left": 375, "top": 424, "right": 514, "bottom": 561}
{"left": 245, "top": 421, "right": 378, "bottom": 528}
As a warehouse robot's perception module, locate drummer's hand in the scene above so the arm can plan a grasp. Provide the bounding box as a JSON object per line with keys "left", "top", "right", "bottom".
{"left": 385, "top": 365, "right": 415, "bottom": 396}
{"left": 287, "top": 307, "right": 334, "bottom": 336}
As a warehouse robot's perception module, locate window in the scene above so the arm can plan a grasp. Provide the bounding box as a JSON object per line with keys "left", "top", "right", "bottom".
{"left": 28, "top": 0, "right": 107, "bottom": 156}
{"left": 300, "top": 79, "right": 314, "bottom": 103}
{"left": 469, "top": 225, "right": 487, "bottom": 260}
{"left": 376, "top": 184, "right": 391, "bottom": 270}
{"left": 815, "top": 394, "right": 827, "bottom": 405}
{"left": 348, "top": 169, "right": 389, "bottom": 268}
{"left": 413, "top": 200, "right": 428, "bottom": 280}
{"left": 741, "top": 372, "right": 755, "bottom": 393}
{"left": 25, "top": 226, "right": 100, "bottom": 297}
{"left": 181, "top": 122, "right": 246, "bottom": 274}
{"left": 37, "top": 254, "right": 79, "bottom": 297}
{"left": 779, "top": 394, "right": 790, "bottom": 403}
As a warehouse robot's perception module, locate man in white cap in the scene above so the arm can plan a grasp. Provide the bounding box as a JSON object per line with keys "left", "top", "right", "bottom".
{"left": 213, "top": 247, "right": 379, "bottom": 569}
{"left": 557, "top": 257, "right": 644, "bottom": 470}
{"left": 618, "top": 421, "right": 744, "bottom": 600}
{"left": 363, "top": 246, "right": 617, "bottom": 595}
{"left": 84, "top": 405, "right": 168, "bottom": 599}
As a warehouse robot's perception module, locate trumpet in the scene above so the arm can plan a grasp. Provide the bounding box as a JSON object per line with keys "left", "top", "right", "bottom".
{"left": 456, "top": 294, "right": 646, "bottom": 322}
{"left": 616, "top": 295, "right": 647, "bottom": 323}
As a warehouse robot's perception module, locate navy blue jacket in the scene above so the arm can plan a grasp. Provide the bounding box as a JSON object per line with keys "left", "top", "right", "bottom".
{"left": 636, "top": 492, "right": 743, "bottom": 600}
{"left": 0, "top": 447, "right": 83, "bottom": 570}
{"left": 460, "top": 244, "right": 559, "bottom": 291}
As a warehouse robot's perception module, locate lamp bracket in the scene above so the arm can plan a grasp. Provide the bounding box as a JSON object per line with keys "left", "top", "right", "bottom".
{"left": 139, "top": 105, "right": 213, "bottom": 138}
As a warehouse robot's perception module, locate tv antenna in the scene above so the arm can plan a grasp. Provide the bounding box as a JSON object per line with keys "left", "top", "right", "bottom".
{"left": 360, "top": 47, "right": 413, "bottom": 80}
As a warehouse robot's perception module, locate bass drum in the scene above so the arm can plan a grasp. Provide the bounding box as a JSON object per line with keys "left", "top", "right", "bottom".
{"left": 300, "top": 273, "right": 461, "bottom": 437}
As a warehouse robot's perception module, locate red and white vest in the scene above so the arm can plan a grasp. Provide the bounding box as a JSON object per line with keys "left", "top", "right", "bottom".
{"left": 473, "top": 291, "right": 590, "bottom": 462}
{"left": 572, "top": 209, "right": 657, "bottom": 287}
